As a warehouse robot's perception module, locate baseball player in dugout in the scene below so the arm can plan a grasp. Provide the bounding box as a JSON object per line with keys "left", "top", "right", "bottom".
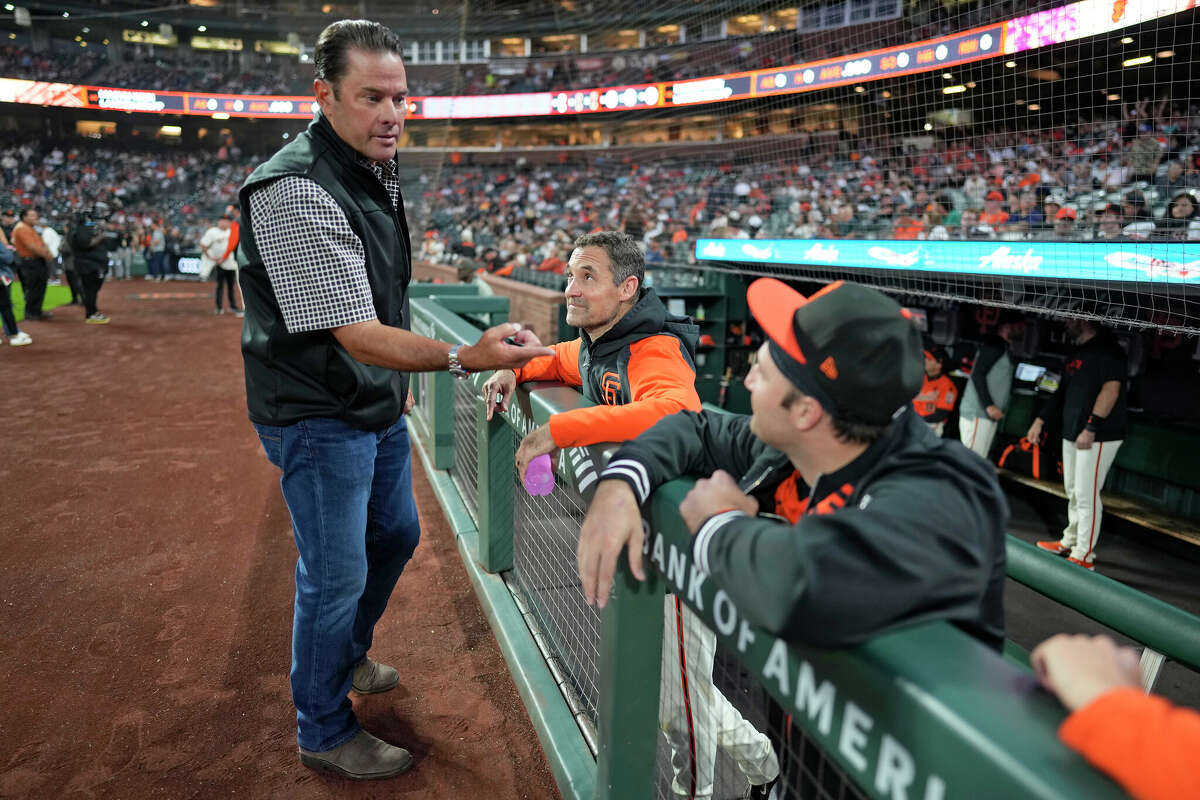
{"left": 958, "top": 311, "right": 1024, "bottom": 460}
{"left": 911, "top": 343, "right": 957, "bottom": 436}
{"left": 481, "top": 230, "right": 780, "bottom": 800}
{"left": 1029, "top": 318, "right": 1128, "bottom": 570}
{"left": 575, "top": 278, "right": 1010, "bottom": 798}
{"left": 238, "top": 19, "right": 552, "bottom": 781}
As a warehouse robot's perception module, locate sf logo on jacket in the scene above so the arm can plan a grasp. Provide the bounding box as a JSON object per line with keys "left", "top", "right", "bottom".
{"left": 601, "top": 371, "right": 624, "bottom": 406}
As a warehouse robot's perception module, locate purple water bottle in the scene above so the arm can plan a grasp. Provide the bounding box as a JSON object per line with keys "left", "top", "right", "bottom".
{"left": 524, "top": 453, "right": 555, "bottom": 496}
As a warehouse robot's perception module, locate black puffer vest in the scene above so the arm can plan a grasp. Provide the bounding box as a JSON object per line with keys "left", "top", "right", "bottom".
{"left": 238, "top": 113, "right": 411, "bottom": 430}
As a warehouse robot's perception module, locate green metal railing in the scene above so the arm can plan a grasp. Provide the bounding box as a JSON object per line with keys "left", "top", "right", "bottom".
{"left": 406, "top": 283, "right": 1200, "bottom": 800}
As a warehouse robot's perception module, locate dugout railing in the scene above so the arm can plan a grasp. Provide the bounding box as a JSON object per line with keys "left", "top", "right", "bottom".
{"left": 406, "top": 283, "right": 1195, "bottom": 800}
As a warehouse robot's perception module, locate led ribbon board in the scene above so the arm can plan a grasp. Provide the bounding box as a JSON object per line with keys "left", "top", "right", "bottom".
{"left": 694, "top": 239, "right": 1200, "bottom": 285}
{"left": 0, "top": 0, "right": 1191, "bottom": 120}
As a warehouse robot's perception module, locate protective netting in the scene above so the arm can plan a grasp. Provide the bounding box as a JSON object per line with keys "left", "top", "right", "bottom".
{"left": 496, "top": 396, "right": 602, "bottom": 748}
{"left": 451, "top": 378, "right": 480, "bottom": 524}
{"left": 653, "top": 596, "right": 868, "bottom": 800}
{"left": 507, "top": 462, "right": 603, "bottom": 736}
{"left": 385, "top": 1, "right": 1200, "bottom": 339}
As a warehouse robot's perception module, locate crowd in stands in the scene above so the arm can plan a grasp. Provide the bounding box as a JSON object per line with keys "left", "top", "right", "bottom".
{"left": 0, "top": 44, "right": 104, "bottom": 84}
{"left": 414, "top": 100, "right": 1200, "bottom": 277}
{"left": 3, "top": 94, "right": 1197, "bottom": 288}
{"left": 87, "top": 50, "right": 312, "bottom": 95}
{"left": 0, "top": 136, "right": 261, "bottom": 261}
{"left": 2, "top": 0, "right": 1065, "bottom": 98}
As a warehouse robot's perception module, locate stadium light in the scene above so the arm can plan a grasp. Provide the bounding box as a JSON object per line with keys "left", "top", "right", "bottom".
{"left": 211, "top": 112, "right": 230, "bottom": 119}
{"left": 198, "top": 25, "right": 207, "bottom": 32}
{"left": 1120, "top": 36, "right": 1134, "bottom": 44}
{"left": 61, "top": 10, "right": 67, "bottom": 16}
{"left": 1004, "top": 61, "right": 1017, "bottom": 68}
{"left": 1122, "top": 55, "right": 1153, "bottom": 67}
{"left": 942, "top": 85, "right": 967, "bottom": 94}
{"left": 3, "top": 4, "right": 13, "bottom": 10}
{"left": 1106, "top": 93, "right": 1121, "bottom": 101}
{"left": 1157, "top": 50, "right": 1175, "bottom": 58}
{"left": 1027, "top": 103, "right": 1041, "bottom": 110}
{"left": 140, "top": 19, "right": 148, "bottom": 26}
{"left": 923, "top": 123, "right": 933, "bottom": 131}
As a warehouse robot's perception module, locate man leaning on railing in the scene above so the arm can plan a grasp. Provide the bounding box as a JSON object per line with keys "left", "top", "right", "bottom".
{"left": 482, "top": 231, "right": 780, "bottom": 800}
{"left": 576, "top": 278, "right": 1010, "bottom": 798}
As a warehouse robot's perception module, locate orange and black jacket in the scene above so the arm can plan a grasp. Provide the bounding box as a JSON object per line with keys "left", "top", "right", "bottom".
{"left": 1060, "top": 688, "right": 1200, "bottom": 800}
{"left": 512, "top": 287, "right": 702, "bottom": 448}
{"left": 600, "top": 407, "right": 1008, "bottom": 649}
{"left": 912, "top": 373, "right": 957, "bottom": 424}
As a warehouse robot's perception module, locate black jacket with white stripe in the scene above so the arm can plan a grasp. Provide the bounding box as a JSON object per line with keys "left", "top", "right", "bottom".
{"left": 601, "top": 407, "right": 1008, "bottom": 650}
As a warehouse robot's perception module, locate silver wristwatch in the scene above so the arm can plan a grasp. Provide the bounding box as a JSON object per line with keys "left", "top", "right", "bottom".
{"left": 447, "top": 344, "right": 470, "bottom": 379}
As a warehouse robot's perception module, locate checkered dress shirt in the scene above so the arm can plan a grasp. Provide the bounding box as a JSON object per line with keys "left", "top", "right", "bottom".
{"left": 248, "top": 157, "right": 403, "bottom": 334}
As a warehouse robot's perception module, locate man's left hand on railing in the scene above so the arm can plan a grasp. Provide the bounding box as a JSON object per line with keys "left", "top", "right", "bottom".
{"left": 679, "top": 470, "right": 759, "bottom": 534}
{"left": 403, "top": 390, "right": 414, "bottom": 415}
{"left": 516, "top": 424, "right": 557, "bottom": 483}
{"left": 482, "top": 369, "right": 517, "bottom": 420}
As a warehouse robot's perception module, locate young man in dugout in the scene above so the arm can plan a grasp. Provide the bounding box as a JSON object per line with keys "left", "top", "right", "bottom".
{"left": 480, "top": 230, "right": 781, "bottom": 799}
{"left": 575, "top": 278, "right": 1009, "bottom": 798}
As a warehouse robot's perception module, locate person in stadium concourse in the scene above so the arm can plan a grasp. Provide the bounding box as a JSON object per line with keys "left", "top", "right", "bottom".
{"left": 0, "top": 226, "right": 31, "bottom": 346}
{"left": 1031, "top": 633, "right": 1199, "bottom": 800}
{"left": 198, "top": 213, "right": 242, "bottom": 316}
{"left": 11, "top": 208, "right": 53, "bottom": 320}
{"left": 70, "top": 206, "right": 114, "bottom": 324}
{"left": 0, "top": 208, "right": 15, "bottom": 242}
{"left": 1029, "top": 319, "right": 1128, "bottom": 571}
{"left": 481, "top": 230, "right": 780, "bottom": 800}
{"left": 237, "top": 19, "right": 551, "bottom": 781}
{"left": 911, "top": 344, "right": 957, "bottom": 436}
{"left": 958, "top": 311, "right": 1024, "bottom": 461}
{"left": 576, "top": 278, "right": 1008, "bottom": 800}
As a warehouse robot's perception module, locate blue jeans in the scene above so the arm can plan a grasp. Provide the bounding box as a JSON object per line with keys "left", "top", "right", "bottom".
{"left": 253, "top": 416, "right": 421, "bottom": 752}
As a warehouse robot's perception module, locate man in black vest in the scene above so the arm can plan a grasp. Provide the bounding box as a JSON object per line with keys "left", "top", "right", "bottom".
{"left": 238, "top": 20, "right": 551, "bottom": 781}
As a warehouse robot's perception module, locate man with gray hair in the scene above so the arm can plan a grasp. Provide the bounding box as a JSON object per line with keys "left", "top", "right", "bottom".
{"left": 483, "top": 230, "right": 781, "bottom": 799}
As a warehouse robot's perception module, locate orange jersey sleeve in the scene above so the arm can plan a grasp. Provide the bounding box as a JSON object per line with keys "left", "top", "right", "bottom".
{"left": 512, "top": 339, "right": 583, "bottom": 386}
{"left": 934, "top": 374, "right": 957, "bottom": 412}
{"left": 548, "top": 334, "right": 702, "bottom": 448}
{"left": 1059, "top": 688, "right": 1200, "bottom": 800}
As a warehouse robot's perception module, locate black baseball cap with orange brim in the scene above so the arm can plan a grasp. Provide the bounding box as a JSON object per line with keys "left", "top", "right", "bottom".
{"left": 747, "top": 278, "right": 923, "bottom": 426}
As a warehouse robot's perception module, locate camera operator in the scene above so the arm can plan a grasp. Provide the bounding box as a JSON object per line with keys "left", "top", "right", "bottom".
{"left": 71, "top": 207, "right": 116, "bottom": 324}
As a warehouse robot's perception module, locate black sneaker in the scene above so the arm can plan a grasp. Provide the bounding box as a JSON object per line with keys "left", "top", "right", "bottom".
{"left": 750, "top": 777, "right": 779, "bottom": 800}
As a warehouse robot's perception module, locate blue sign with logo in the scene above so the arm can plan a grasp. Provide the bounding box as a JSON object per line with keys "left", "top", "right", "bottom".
{"left": 694, "top": 238, "right": 1200, "bottom": 284}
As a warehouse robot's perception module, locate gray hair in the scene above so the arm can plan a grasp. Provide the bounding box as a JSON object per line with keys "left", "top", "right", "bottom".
{"left": 573, "top": 230, "right": 644, "bottom": 289}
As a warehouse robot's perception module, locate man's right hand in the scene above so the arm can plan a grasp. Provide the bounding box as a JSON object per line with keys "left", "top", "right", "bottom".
{"left": 1031, "top": 634, "right": 1141, "bottom": 712}
{"left": 577, "top": 479, "right": 645, "bottom": 609}
{"left": 459, "top": 322, "right": 553, "bottom": 372}
{"left": 482, "top": 369, "right": 517, "bottom": 420}
{"left": 1026, "top": 418, "right": 1044, "bottom": 443}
